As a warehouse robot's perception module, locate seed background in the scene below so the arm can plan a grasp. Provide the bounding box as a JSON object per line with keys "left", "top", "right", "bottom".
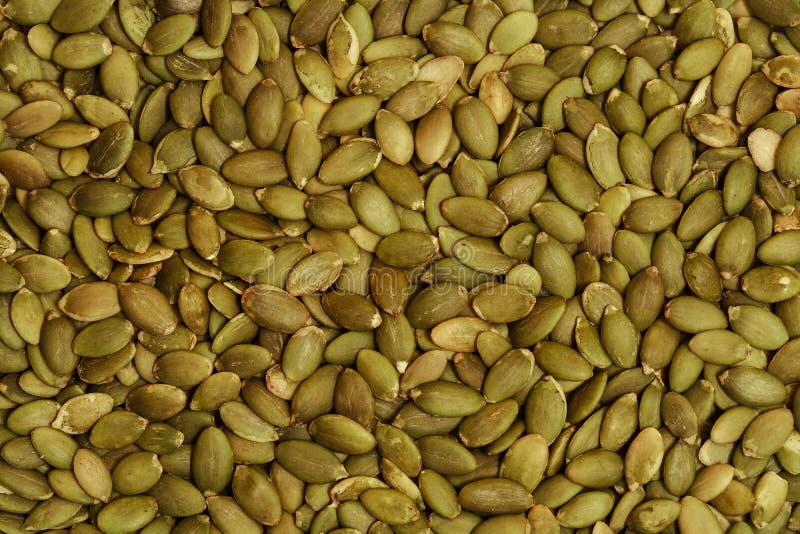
{"left": 0, "top": 0, "right": 799, "bottom": 532}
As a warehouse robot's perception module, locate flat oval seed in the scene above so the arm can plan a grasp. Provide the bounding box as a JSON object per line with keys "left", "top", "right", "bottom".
{"left": 742, "top": 265, "right": 800, "bottom": 303}
{"left": 376, "top": 231, "right": 439, "bottom": 269}
{"left": 360, "top": 488, "right": 420, "bottom": 525}
{"left": 118, "top": 282, "right": 178, "bottom": 336}
{"left": 126, "top": 383, "right": 187, "bottom": 421}
{"left": 459, "top": 399, "right": 519, "bottom": 448}
{"left": 241, "top": 285, "right": 311, "bottom": 333}
{"left": 410, "top": 381, "right": 485, "bottom": 417}
{"left": 154, "top": 350, "right": 214, "bottom": 388}
{"left": 206, "top": 495, "right": 262, "bottom": 534}
{"left": 51, "top": 0, "right": 115, "bottom": 33}
{"left": 275, "top": 440, "right": 348, "bottom": 483}
{"left": 423, "top": 22, "right": 484, "bottom": 65}
{"left": 11, "top": 254, "right": 71, "bottom": 293}
{"left": 90, "top": 411, "right": 148, "bottom": 450}
{"left": 482, "top": 348, "right": 535, "bottom": 402}
{"left": 742, "top": 408, "right": 795, "bottom": 458}
{"left": 51, "top": 33, "right": 113, "bottom": 69}
{"left": 4, "top": 100, "right": 62, "bottom": 138}
{"left": 73, "top": 448, "right": 113, "bottom": 503}
{"left": 458, "top": 478, "right": 533, "bottom": 515}
{"left": 565, "top": 449, "right": 624, "bottom": 488}
{"left": 146, "top": 474, "right": 206, "bottom": 517}
{"left": 88, "top": 121, "right": 135, "bottom": 179}
{"left": 51, "top": 392, "right": 114, "bottom": 435}
{"left": 309, "top": 414, "right": 377, "bottom": 455}
{"left": 718, "top": 367, "right": 787, "bottom": 407}
{"left": 319, "top": 138, "right": 382, "bottom": 185}
{"left": 30, "top": 428, "right": 78, "bottom": 470}
{"left": 674, "top": 37, "right": 725, "bottom": 81}
{"left": 441, "top": 197, "right": 509, "bottom": 237}
{"left": 664, "top": 296, "right": 728, "bottom": 333}
{"left": 177, "top": 165, "right": 235, "bottom": 210}
{"left": 143, "top": 14, "right": 197, "bottom": 55}
{"left": 192, "top": 426, "right": 234, "bottom": 495}
{"left": 224, "top": 14, "right": 259, "bottom": 75}
{"left": 0, "top": 150, "right": 51, "bottom": 190}
{"left": 97, "top": 496, "right": 158, "bottom": 534}
{"left": 219, "top": 400, "right": 278, "bottom": 443}
{"left": 23, "top": 498, "right": 83, "bottom": 531}
{"left": 231, "top": 465, "right": 283, "bottom": 526}
{"left": 688, "top": 330, "right": 748, "bottom": 365}
{"left": 72, "top": 317, "right": 135, "bottom": 357}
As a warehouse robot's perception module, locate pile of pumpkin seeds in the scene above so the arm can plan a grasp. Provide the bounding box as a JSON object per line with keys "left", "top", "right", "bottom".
{"left": 2, "top": 0, "right": 800, "bottom": 532}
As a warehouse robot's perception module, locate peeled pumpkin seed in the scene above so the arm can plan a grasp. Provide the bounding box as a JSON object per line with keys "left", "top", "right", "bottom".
{"left": 0, "top": 0, "right": 794, "bottom": 531}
